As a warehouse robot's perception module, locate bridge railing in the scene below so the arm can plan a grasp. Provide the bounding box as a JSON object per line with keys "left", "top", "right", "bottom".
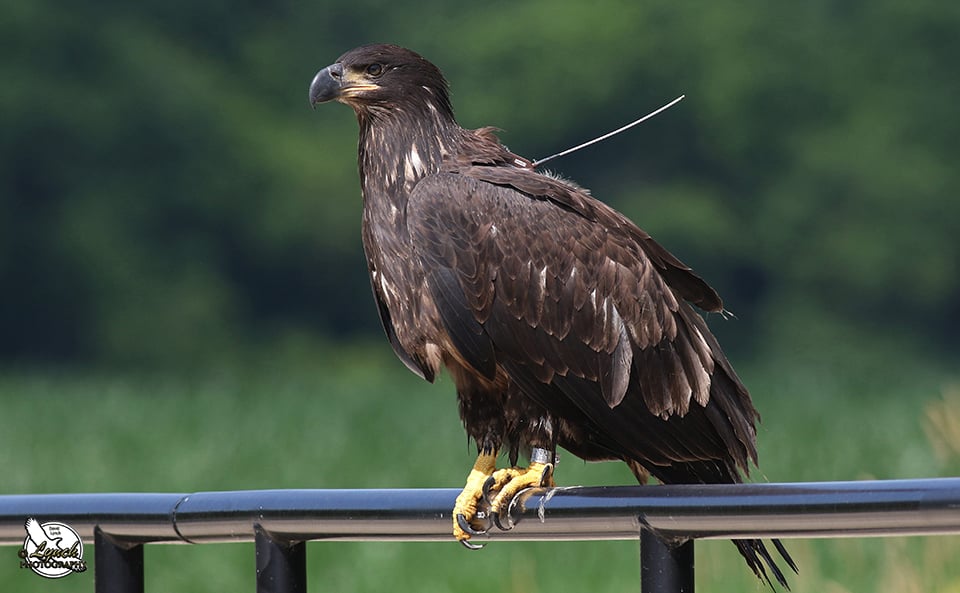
{"left": 2, "top": 478, "right": 959, "bottom": 592}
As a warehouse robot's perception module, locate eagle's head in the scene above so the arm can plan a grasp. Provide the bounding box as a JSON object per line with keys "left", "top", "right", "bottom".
{"left": 309, "top": 44, "right": 453, "bottom": 120}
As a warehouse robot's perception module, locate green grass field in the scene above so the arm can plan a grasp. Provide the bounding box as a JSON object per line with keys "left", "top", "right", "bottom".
{"left": 1, "top": 343, "right": 958, "bottom": 592}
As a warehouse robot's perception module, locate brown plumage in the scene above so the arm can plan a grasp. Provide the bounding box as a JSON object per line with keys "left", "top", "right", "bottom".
{"left": 310, "top": 43, "right": 795, "bottom": 586}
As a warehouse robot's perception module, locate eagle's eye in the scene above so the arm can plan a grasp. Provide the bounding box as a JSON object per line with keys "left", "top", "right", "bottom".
{"left": 365, "top": 63, "right": 384, "bottom": 77}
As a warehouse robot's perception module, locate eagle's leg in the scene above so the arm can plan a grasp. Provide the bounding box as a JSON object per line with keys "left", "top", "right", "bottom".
{"left": 486, "top": 446, "right": 555, "bottom": 530}
{"left": 453, "top": 448, "right": 498, "bottom": 548}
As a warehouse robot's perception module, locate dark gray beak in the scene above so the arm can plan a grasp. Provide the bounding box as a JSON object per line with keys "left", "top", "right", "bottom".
{"left": 309, "top": 63, "right": 344, "bottom": 107}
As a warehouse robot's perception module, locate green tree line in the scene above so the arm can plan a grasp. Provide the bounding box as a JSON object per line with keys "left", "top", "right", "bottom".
{"left": 3, "top": 0, "right": 957, "bottom": 367}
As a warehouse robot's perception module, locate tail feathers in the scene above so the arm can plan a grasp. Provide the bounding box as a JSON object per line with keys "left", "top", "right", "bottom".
{"left": 639, "top": 460, "right": 799, "bottom": 589}
{"left": 734, "top": 538, "right": 798, "bottom": 590}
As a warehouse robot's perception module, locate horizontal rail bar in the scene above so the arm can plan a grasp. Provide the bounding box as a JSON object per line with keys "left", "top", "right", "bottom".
{"left": 1, "top": 478, "right": 958, "bottom": 546}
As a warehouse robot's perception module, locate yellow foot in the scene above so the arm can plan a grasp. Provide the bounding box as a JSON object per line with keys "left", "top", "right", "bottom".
{"left": 487, "top": 458, "right": 555, "bottom": 531}
{"left": 452, "top": 451, "right": 497, "bottom": 549}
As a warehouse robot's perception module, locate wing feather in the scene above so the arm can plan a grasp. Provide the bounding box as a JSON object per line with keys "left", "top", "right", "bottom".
{"left": 366, "top": 266, "right": 436, "bottom": 382}
{"left": 428, "top": 265, "right": 497, "bottom": 380}
{"left": 407, "top": 170, "right": 757, "bottom": 475}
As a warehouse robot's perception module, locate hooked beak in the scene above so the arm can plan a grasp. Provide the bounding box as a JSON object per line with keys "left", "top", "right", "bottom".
{"left": 309, "top": 63, "right": 344, "bottom": 107}
{"left": 309, "top": 62, "right": 382, "bottom": 108}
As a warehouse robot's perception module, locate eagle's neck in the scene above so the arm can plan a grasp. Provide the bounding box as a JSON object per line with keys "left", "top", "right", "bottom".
{"left": 357, "top": 104, "right": 460, "bottom": 236}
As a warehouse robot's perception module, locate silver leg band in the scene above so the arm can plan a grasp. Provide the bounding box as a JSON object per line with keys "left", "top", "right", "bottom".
{"left": 530, "top": 447, "right": 553, "bottom": 465}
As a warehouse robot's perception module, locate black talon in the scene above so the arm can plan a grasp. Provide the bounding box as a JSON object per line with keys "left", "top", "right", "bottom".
{"left": 496, "top": 481, "right": 547, "bottom": 532}
{"left": 459, "top": 538, "right": 484, "bottom": 550}
{"left": 492, "top": 488, "right": 524, "bottom": 532}
{"left": 481, "top": 476, "right": 498, "bottom": 505}
{"left": 539, "top": 464, "right": 554, "bottom": 486}
{"left": 505, "top": 493, "right": 525, "bottom": 527}
{"left": 456, "top": 513, "right": 487, "bottom": 537}
{"left": 492, "top": 506, "right": 514, "bottom": 531}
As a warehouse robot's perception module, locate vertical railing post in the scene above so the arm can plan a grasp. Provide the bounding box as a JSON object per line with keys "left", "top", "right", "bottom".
{"left": 95, "top": 527, "right": 144, "bottom": 593}
{"left": 640, "top": 529, "right": 695, "bottom": 593}
{"left": 255, "top": 525, "right": 306, "bottom": 593}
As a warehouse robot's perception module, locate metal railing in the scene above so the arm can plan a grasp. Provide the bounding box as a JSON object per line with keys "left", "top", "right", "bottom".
{"left": 2, "top": 478, "right": 959, "bottom": 592}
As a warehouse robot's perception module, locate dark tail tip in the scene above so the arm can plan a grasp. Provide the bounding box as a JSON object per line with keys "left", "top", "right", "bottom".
{"left": 734, "top": 538, "right": 798, "bottom": 590}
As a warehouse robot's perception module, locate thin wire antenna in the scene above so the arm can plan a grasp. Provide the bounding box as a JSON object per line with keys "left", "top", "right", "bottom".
{"left": 532, "top": 95, "right": 685, "bottom": 168}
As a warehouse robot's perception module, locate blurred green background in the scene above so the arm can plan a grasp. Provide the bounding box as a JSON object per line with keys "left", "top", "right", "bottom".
{"left": 2, "top": 0, "right": 959, "bottom": 591}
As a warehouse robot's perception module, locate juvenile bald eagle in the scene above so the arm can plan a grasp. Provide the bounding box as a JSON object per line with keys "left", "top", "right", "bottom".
{"left": 310, "top": 43, "right": 795, "bottom": 586}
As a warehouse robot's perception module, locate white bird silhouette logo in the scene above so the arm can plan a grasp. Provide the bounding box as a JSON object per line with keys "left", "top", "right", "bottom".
{"left": 21, "top": 517, "right": 86, "bottom": 577}
{"left": 24, "top": 518, "right": 65, "bottom": 551}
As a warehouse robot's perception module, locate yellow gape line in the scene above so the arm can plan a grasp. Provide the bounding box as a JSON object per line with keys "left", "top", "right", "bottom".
{"left": 452, "top": 451, "right": 498, "bottom": 548}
